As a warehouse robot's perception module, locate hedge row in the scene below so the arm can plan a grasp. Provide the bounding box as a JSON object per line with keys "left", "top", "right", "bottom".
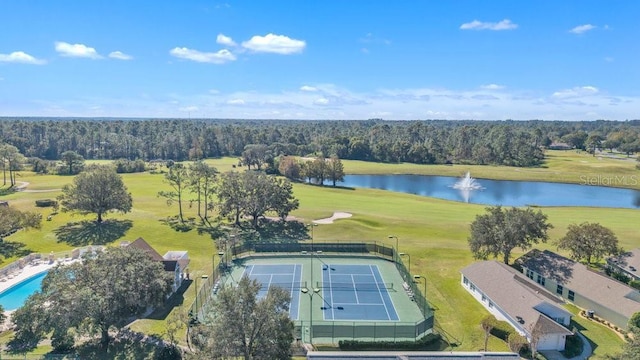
{"left": 490, "top": 320, "right": 514, "bottom": 341}
{"left": 35, "top": 199, "right": 58, "bottom": 207}
{"left": 339, "top": 333, "right": 442, "bottom": 351}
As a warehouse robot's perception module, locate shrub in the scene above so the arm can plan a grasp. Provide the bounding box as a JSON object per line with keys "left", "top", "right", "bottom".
{"left": 339, "top": 333, "right": 442, "bottom": 351}
{"left": 629, "top": 280, "right": 640, "bottom": 290}
{"left": 490, "top": 320, "right": 514, "bottom": 341}
{"left": 35, "top": 199, "right": 58, "bottom": 207}
{"left": 562, "top": 334, "right": 583, "bottom": 358}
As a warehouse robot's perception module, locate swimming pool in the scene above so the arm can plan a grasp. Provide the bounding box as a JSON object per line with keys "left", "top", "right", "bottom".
{"left": 0, "top": 271, "right": 48, "bottom": 311}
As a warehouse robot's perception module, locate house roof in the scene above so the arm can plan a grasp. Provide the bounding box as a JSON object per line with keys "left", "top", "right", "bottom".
{"left": 307, "top": 351, "right": 519, "bottom": 360}
{"left": 519, "top": 249, "right": 640, "bottom": 319}
{"left": 461, "top": 261, "right": 572, "bottom": 337}
{"left": 126, "top": 237, "right": 164, "bottom": 261}
{"left": 609, "top": 248, "right": 640, "bottom": 277}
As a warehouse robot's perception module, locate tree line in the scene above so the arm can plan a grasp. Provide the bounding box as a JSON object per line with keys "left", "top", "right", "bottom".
{"left": 3, "top": 118, "right": 639, "bottom": 168}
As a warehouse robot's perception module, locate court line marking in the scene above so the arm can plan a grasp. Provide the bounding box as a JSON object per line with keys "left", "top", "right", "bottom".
{"left": 351, "top": 274, "right": 361, "bottom": 304}
{"left": 292, "top": 264, "right": 300, "bottom": 321}
{"left": 370, "top": 265, "right": 392, "bottom": 320}
{"left": 329, "top": 264, "right": 336, "bottom": 320}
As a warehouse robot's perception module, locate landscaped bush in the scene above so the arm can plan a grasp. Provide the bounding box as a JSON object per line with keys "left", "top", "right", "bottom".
{"left": 629, "top": 280, "right": 640, "bottom": 290}
{"left": 612, "top": 270, "right": 631, "bottom": 284}
{"left": 35, "top": 199, "right": 58, "bottom": 207}
{"left": 490, "top": 320, "right": 514, "bottom": 341}
{"left": 562, "top": 334, "right": 583, "bottom": 358}
{"left": 339, "top": 333, "right": 442, "bottom": 351}
{"left": 114, "top": 158, "right": 147, "bottom": 173}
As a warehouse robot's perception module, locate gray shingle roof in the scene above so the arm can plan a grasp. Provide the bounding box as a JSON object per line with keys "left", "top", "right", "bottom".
{"left": 520, "top": 249, "right": 640, "bottom": 319}
{"left": 609, "top": 248, "right": 640, "bottom": 278}
{"left": 460, "top": 261, "right": 572, "bottom": 337}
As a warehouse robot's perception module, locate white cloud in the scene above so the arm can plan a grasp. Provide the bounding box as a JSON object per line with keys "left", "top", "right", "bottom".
{"left": 179, "top": 105, "right": 199, "bottom": 112}
{"left": 570, "top": 24, "right": 596, "bottom": 34}
{"left": 604, "top": 56, "right": 614, "bottom": 62}
{"left": 169, "top": 47, "right": 236, "bottom": 64}
{"left": 216, "top": 34, "right": 237, "bottom": 47}
{"left": 552, "top": 86, "right": 599, "bottom": 98}
{"left": 460, "top": 19, "right": 518, "bottom": 31}
{"left": 12, "top": 83, "right": 639, "bottom": 122}
{"left": 481, "top": 84, "right": 505, "bottom": 90}
{"left": 241, "top": 33, "right": 306, "bottom": 54}
{"left": 55, "top": 41, "right": 102, "bottom": 59}
{"left": 0, "top": 51, "right": 46, "bottom": 65}
{"left": 300, "top": 85, "right": 317, "bottom": 92}
{"left": 108, "top": 51, "right": 133, "bottom": 60}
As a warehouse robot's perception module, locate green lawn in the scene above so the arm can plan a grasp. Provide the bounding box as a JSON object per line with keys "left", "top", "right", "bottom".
{"left": 0, "top": 151, "right": 637, "bottom": 358}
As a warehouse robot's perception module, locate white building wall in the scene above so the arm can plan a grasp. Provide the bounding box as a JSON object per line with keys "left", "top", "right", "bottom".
{"left": 461, "top": 274, "right": 568, "bottom": 351}
{"left": 460, "top": 274, "right": 527, "bottom": 336}
{"left": 538, "top": 333, "right": 567, "bottom": 351}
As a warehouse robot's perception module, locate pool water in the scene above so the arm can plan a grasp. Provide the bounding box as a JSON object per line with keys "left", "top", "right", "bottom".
{"left": 0, "top": 271, "right": 48, "bottom": 311}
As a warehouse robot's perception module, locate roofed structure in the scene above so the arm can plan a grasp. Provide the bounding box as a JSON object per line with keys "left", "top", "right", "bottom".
{"left": 461, "top": 261, "right": 572, "bottom": 351}
{"left": 519, "top": 249, "right": 640, "bottom": 329}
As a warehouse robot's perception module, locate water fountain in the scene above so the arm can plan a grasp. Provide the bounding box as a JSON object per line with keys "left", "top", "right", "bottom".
{"left": 452, "top": 172, "right": 483, "bottom": 191}
{"left": 451, "top": 172, "right": 483, "bottom": 203}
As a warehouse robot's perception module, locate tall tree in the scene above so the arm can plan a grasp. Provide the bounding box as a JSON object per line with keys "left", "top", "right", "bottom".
{"left": 158, "top": 163, "right": 189, "bottom": 222}
{"left": 326, "top": 156, "right": 345, "bottom": 187}
{"left": 193, "top": 275, "right": 294, "bottom": 360}
{"left": 218, "top": 171, "right": 247, "bottom": 225}
{"left": 480, "top": 315, "right": 497, "bottom": 352}
{"left": 0, "top": 206, "right": 42, "bottom": 241}
{"left": 12, "top": 247, "right": 173, "bottom": 349}
{"left": 556, "top": 222, "right": 619, "bottom": 265}
{"left": 189, "top": 161, "right": 218, "bottom": 221}
{"left": 58, "top": 165, "right": 133, "bottom": 223}
{"left": 59, "top": 150, "right": 85, "bottom": 175}
{"left": 308, "top": 157, "right": 328, "bottom": 185}
{"left": 468, "top": 206, "right": 553, "bottom": 264}
{"left": 278, "top": 156, "right": 302, "bottom": 181}
{"left": 0, "top": 144, "right": 25, "bottom": 187}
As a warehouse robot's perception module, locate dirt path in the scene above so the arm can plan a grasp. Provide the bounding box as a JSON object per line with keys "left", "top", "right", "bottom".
{"left": 15, "top": 181, "right": 61, "bottom": 193}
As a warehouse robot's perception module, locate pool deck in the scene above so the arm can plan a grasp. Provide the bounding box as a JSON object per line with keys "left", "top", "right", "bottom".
{"left": 0, "top": 258, "right": 77, "bottom": 330}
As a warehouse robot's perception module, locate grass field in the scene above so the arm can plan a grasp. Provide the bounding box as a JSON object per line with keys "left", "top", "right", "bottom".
{"left": 0, "top": 150, "right": 637, "bottom": 358}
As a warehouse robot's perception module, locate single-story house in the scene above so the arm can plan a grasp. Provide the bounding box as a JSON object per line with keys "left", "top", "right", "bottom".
{"left": 607, "top": 248, "right": 640, "bottom": 281}
{"left": 461, "top": 261, "right": 573, "bottom": 351}
{"left": 123, "top": 237, "right": 190, "bottom": 294}
{"left": 547, "top": 142, "right": 572, "bottom": 150}
{"left": 518, "top": 249, "right": 640, "bottom": 329}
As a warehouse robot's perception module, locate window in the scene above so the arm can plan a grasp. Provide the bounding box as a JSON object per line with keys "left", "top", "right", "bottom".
{"left": 526, "top": 269, "right": 534, "bottom": 280}
{"left": 488, "top": 301, "right": 494, "bottom": 308}
{"left": 470, "top": 284, "right": 476, "bottom": 292}
{"left": 556, "top": 284, "right": 563, "bottom": 295}
{"left": 463, "top": 277, "right": 469, "bottom": 285}
{"left": 482, "top": 294, "right": 487, "bottom": 302}
{"left": 568, "top": 290, "right": 575, "bottom": 301}
{"left": 537, "top": 275, "right": 546, "bottom": 286}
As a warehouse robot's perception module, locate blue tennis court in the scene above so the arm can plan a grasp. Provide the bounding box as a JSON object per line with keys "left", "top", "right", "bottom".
{"left": 244, "top": 264, "right": 302, "bottom": 320}
{"left": 321, "top": 264, "right": 399, "bottom": 321}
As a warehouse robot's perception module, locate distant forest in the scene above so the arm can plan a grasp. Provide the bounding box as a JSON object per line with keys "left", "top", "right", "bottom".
{"left": 1, "top": 118, "right": 640, "bottom": 167}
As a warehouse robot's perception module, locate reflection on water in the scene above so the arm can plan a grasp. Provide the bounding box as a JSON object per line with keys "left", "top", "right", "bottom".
{"left": 326, "top": 174, "right": 640, "bottom": 209}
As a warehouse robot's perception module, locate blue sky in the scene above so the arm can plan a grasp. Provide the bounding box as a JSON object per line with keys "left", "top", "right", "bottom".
{"left": 1, "top": 0, "right": 638, "bottom": 120}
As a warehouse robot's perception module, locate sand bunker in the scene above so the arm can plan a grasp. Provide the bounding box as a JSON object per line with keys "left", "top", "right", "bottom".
{"left": 313, "top": 212, "right": 353, "bottom": 224}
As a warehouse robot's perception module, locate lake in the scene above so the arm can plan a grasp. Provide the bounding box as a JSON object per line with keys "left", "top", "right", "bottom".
{"left": 326, "top": 174, "right": 640, "bottom": 208}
